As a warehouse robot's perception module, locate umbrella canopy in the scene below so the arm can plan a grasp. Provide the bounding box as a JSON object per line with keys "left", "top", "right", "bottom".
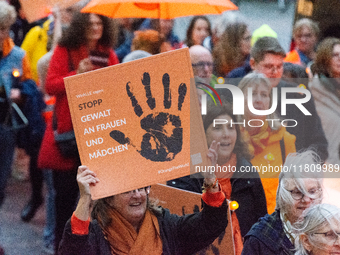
{"left": 81, "top": 0, "right": 238, "bottom": 19}
{"left": 19, "top": 0, "right": 83, "bottom": 23}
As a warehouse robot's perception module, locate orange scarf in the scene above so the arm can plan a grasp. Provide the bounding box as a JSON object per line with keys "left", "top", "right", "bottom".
{"left": 242, "top": 122, "right": 271, "bottom": 155}
{"left": 98, "top": 209, "right": 163, "bottom": 255}
{"left": 218, "top": 154, "right": 243, "bottom": 255}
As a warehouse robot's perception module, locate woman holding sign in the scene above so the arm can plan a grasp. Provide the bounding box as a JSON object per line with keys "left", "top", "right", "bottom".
{"left": 58, "top": 158, "right": 228, "bottom": 254}
{"left": 38, "top": 12, "right": 119, "bottom": 253}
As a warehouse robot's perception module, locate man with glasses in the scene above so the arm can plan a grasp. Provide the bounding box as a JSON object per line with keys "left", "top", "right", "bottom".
{"left": 189, "top": 45, "right": 215, "bottom": 86}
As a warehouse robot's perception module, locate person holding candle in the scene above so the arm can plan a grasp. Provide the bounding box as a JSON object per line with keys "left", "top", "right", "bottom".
{"left": 0, "top": 0, "right": 34, "bottom": 207}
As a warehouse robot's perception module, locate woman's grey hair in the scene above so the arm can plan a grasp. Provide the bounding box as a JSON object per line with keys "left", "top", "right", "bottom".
{"left": 0, "top": 1, "right": 17, "bottom": 28}
{"left": 294, "top": 204, "right": 340, "bottom": 255}
{"left": 237, "top": 72, "right": 281, "bottom": 130}
{"left": 293, "top": 18, "right": 320, "bottom": 39}
{"left": 275, "top": 150, "right": 323, "bottom": 215}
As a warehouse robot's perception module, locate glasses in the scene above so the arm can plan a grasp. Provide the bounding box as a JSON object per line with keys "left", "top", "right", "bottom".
{"left": 121, "top": 187, "right": 150, "bottom": 196}
{"left": 192, "top": 61, "right": 214, "bottom": 71}
{"left": 288, "top": 188, "right": 322, "bottom": 200}
{"left": 296, "top": 33, "right": 314, "bottom": 40}
{"left": 260, "top": 64, "right": 283, "bottom": 73}
{"left": 314, "top": 231, "right": 340, "bottom": 243}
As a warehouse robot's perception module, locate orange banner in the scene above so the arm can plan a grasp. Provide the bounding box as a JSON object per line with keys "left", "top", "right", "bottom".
{"left": 64, "top": 48, "right": 197, "bottom": 199}
{"left": 150, "top": 184, "right": 234, "bottom": 255}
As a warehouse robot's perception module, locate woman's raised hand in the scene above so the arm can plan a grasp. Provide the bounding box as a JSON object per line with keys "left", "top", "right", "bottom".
{"left": 202, "top": 140, "right": 220, "bottom": 187}
{"left": 77, "top": 58, "right": 94, "bottom": 74}
{"left": 77, "top": 165, "right": 99, "bottom": 197}
{"left": 207, "top": 140, "right": 220, "bottom": 166}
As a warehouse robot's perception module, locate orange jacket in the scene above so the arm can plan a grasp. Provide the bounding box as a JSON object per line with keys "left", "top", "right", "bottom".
{"left": 284, "top": 49, "right": 302, "bottom": 66}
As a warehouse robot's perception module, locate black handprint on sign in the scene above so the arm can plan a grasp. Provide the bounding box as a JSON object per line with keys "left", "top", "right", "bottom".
{"left": 110, "top": 72, "right": 187, "bottom": 162}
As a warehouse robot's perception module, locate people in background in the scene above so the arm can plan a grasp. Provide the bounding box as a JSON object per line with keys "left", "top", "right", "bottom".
{"left": 248, "top": 37, "right": 328, "bottom": 162}
{"left": 38, "top": 12, "right": 119, "bottom": 253}
{"left": 309, "top": 37, "right": 340, "bottom": 164}
{"left": 148, "top": 18, "right": 182, "bottom": 51}
{"left": 285, "top": 18, "right": 319, "bottom": 67}
{"left": 8, "top": 0, "right": 31, "bottom": 46}
{"left": 0, "top": 0, "right": 34, "bottom": 208}
{"left": 131, "top": 29, "right": 164, "bottom": 55}
{"left": 185, "top": 16, "right": 211, "bottom": 48}
{"left": 189, "top": 45, "right": 214, "bottom": 86}
{"left": 213, "top": 21, "right": 251, "bottom": 77}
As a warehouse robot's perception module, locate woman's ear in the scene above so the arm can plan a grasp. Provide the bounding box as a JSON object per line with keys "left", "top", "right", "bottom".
{"left": 300, "top": 234, "right": 312, "bottom": 253}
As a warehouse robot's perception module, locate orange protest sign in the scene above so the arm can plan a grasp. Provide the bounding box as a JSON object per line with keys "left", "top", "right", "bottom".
{"left": 64, "top": 48, "right": 199, "bottom": 199}
{"left": 190, "top": 77, "right": 211, "bottom": 173}
{"left": 150, "top": 184, "right": 234, "bottom": 255}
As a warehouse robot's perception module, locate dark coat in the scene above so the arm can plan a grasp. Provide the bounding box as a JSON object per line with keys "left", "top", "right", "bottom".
{"left": 226, "top": 59, "right": 252, "bottom": 79}
{"left": 276, "top": 80, "right": 328, "bottom": 161}
{"left": 242, "top": 210, "right": 294, "bottom": 255}
{"left": 17, "top": 79, "right": 46, "bottom": 155}
{"left": 58, "top": 201, "right": 228, "bottom": 255}
{"left": 167, "top": 157, "right": 268, "bottom": 237}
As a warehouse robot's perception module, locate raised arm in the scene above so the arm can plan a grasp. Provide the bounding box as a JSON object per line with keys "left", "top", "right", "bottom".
{"left": 74, "top": 166, "right": 99, "bottom": 221}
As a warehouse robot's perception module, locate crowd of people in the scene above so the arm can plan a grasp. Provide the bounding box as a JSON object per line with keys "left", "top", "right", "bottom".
{"left": 1, "top": 0, "right": 340, "bottom": 254}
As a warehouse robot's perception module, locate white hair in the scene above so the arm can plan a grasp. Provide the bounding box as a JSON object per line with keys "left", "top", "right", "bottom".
{"left": 0, "top": 1, "right": 16, "bottom": 28}
{"left": 276, "top": 150, "right": 323, "bottom": 215}
{"left": 294, "top": 204, "right": 340, "bottom": 255}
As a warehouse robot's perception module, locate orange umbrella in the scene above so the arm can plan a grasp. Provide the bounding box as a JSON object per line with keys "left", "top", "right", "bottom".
{"left": 81, "top": 0, "right": 238, "bottom": 19}
{"left": 19, "top": 0, "right": 83, "bottom": 23}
